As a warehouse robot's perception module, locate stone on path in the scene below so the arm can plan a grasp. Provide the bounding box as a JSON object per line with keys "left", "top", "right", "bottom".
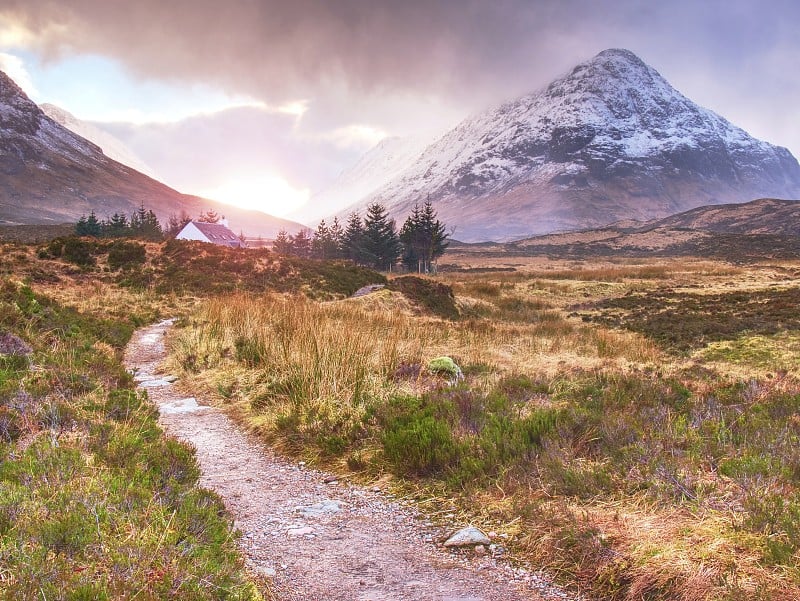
{"left": 296, "top": 499, "right": 342, "bottom": 518}
{"left": 443, "top": 526, "right": 491, "bottom": 548}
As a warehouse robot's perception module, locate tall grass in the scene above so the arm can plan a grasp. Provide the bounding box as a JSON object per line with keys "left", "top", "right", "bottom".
{"left": 168, "top": 269, "right": 800, "bottom": 600}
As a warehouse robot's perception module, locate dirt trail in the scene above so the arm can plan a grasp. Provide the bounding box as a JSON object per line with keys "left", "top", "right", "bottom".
{"left": 125, "top": 319, "right": 578, "bottom": 601}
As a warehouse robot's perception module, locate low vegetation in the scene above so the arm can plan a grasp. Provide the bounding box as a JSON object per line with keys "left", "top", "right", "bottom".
{"left": 0, "top": 279, "right": 262, "bottom": 599}
{"left": 167, "top": 256, "right": 800, "bottom": 600}
{"left": 5, "top": 232, "right": 800, "bottom": 600}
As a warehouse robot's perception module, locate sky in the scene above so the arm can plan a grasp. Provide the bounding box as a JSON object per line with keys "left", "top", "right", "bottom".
{"left": 0, "top": 0, "right": 798, "bottom": 220}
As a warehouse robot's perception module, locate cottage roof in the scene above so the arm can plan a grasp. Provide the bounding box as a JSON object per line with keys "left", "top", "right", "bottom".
{"left": 180, "top": 221, "right": 244, "bottom": 247}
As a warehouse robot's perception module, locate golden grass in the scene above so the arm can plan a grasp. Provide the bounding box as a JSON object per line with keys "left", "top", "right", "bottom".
{"left": 163, "top": 255, "right": 800, "bottom": 600}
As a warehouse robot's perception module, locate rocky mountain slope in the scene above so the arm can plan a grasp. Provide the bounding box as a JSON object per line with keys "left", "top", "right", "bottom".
{"left": 40, "top": 103, "right": 157, "bottom": 178}
{"left": 0, "top": 71, "right": 305, "bottom": 237}
{"left": 340, "top": 49, "right": 800, "bottom": 242}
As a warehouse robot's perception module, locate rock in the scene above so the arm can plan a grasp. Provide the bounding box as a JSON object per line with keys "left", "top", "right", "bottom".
{"left": 287, "top": 526, "right": 314, "bottom": 537}
{"left": 296, "top": 500, "right": 342, "bottom": 518}
{"left": 163, "top": 375, "right": 179, "bottom": 383}
{"left": 253, "top": 565, "right": 276, "bottom": 578}
{"left": 443, "top": 526, "right": 491, "bottom": 548}
{"left": 352, "top": 284, "right": 386, "bottom": 298}
{"left": 323, "top": 475, "right": 338, "bottom": 484}
{"left": 474, "top": 544, "right": 486, "bottom": 556}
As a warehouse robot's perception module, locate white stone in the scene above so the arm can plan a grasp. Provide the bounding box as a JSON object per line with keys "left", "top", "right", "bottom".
{"left": 443, "top": 526, "right": 491, "bottom": 547}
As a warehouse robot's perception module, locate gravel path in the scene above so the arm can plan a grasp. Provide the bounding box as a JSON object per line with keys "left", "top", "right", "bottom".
{"left": 125, "top": 319, "right": 579, "bottom": 601}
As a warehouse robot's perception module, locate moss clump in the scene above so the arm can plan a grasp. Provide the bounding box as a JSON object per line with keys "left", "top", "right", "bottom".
{"left": 427, "top": 356, "right": 462, "bottom": 379}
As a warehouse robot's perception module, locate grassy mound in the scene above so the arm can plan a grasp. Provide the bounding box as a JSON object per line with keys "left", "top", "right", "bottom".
{"left": 386, "top": 275, "right": 459, "bottom": 320}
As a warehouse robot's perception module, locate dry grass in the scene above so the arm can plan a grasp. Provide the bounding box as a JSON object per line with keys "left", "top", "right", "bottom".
{"left": 166, "top": 254, "right": 800, "bottom": 600}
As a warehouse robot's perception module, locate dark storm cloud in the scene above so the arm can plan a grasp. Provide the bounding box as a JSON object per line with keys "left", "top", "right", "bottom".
{"left": 4, "top": 0, "right": 794, "bottom": 105}
{"left": 3, "top": 0, "right": 799, "bottom": 159}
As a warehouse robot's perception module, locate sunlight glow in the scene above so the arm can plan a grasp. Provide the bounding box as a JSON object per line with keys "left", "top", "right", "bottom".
{"left": 201, "top": 174, "right": 310, "bottom": 217}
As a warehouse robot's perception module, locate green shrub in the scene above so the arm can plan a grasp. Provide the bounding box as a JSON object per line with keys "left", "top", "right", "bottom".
{"left": 386, "top": 276, "right": 459, "bottom": 320}
{"left": 107, "top": 240, "right": 146, "bottom": 271}
{"left": 62, "top": 237, "right": 96, "bottom": 267}
{"left": 383, "top": 413, "right": 461, "bottom": 476}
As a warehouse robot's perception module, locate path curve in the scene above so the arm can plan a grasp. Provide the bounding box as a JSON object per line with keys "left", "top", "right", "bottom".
{"left": 125, "top": 319, "right": 576, "bottom": 601}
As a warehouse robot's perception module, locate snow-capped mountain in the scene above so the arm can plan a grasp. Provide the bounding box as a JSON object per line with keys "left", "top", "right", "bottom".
{"left": 342, "top": 49, "right": 800, "bottom": 241}
{"left": 291, "top": 135, "right": 431, "bottom": 223}
{"left": 40, "top": 103, "right": 157, "bottom": 178}
{"left": 0, "top": 70, "right": 305, "bottom": 236}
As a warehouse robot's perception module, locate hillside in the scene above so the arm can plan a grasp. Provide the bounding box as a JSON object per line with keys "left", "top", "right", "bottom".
{"left": 0, "top": 71, "right": 305, "bottom": 238}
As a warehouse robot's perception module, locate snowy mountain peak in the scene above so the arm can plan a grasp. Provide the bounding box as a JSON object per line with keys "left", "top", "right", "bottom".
{"left": 335, "top": 49, "right": 800, "bottom": 241}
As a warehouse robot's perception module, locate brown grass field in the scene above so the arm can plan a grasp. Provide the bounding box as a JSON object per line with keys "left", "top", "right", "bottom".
{"left": 4, "top": 236, "right": 800, "bottom": 599}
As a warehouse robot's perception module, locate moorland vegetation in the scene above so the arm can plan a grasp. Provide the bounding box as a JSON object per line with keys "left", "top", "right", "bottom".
{"left": 2, "top": 227, "right": 800, "bottom": 600}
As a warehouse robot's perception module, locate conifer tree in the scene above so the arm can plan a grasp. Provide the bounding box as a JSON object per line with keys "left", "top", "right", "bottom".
{"left": 76, "top": 210, "right": 102, "bottom": 237}
{"left": 312, "top": 219, "right": 338, "bottom": 260}
{"left": 290, "top": 229, "right": 312, "bottom": 258}
{"left": 272, "top": 229, "right": 292, "bottom": 255}
{"left": 329, "top": 216, "right": 345, "bottom": 259}
{"left": 362, "top": 203, "right": 401, "bottom": 271}
{"left": 342, "top": 212, "right": 365, "bottom": 264}
{"left": 399, "top": 199, "right": 449, "bottom": 273}
{"left": 105, "top": 213, "right": 129, "bottom": 237}
{"left": 197, "top": 209, "right": 221, "bottom": 223}
{"left": 166, "top": 211, "right": 192, "bottom": 237}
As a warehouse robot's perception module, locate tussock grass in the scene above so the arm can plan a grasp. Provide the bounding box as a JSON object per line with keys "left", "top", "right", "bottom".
{"left": 168, "top": 258, "right": 800, "bottom": 600}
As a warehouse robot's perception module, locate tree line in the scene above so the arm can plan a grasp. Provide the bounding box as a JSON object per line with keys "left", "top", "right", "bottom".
{"left": 274, "top": 201, "right": 448, "bottom": 272}
{"left": 75, "top": 205, "right": 164, "bottom": 240}
{"left": 74, "top": 207, "right": 230, "bottom": 241}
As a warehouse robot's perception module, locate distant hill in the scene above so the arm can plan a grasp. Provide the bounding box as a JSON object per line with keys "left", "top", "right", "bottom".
{"left": 638, "top": 197, "right": 800, "bottom": 236}
{"left": 444, "top": 198, "right": 800, "bottom": 263}
{"left": 335, "top": 49, "right": 800, "bottom": 242}
{"left": 0, "top": 70, "right": 306, "bottom": 238}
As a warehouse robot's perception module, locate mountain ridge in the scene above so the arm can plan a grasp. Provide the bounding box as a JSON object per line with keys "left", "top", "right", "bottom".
{"left": 335, "top": 49, "right": 800, "bottom": 241}
{"left": 0, "top": 70, "right": 306, "bottom": 237}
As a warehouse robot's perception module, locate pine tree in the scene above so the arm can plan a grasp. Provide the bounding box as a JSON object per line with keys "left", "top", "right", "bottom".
{"left": 362, "top": 203, "right": 401, "bottom": 271}
{"left": 197, "top": 209, "right": 220, "bottom": 223}
{"left": 290, "top": 229, "right": 312, "bottom": 258}
{"left": 399, "top": 203, "right": 424, "bottom": 271}
{"left": 166, "top": 211, "right": 192, "bottom": 237}
{"left": 329, "top": 216, "right": 345, "bottom": 259}
{"left": 399, "top": 200, "right": 449, "bottom": 273}
{"left": 272, "top": 230, "right": 292, "bottom": 255}
{"left": 76, "top": 210, "right": 102, "bottom": 237}
{"left": 342, "top": 212, "right": 365, "bottom": 264}
{"left": 312, "top": 219, "right": 337, "bottom": 260}
{"left": 418, "top": 199, "right": 449, "bottom": 272}
{"left": 106, "top": 213, "right": 129, "bottom": 237}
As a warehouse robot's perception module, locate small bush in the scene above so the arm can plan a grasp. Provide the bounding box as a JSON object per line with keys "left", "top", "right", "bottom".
{"left": 62, "top": 237, "right": 97, "bottom": 267}
{"left": 383, "top": 413, "right": 461, "bottom": 476}
{"left": 107, "top": 240, "right": 146, "bottom": 271}
{"left": 386, "top": 276, "right": 459, "bottom": 320}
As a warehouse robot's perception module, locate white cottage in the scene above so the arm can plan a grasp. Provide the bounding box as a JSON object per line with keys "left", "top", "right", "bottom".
{"left": 175, "top": 220, "right": 245, "bottom": 248}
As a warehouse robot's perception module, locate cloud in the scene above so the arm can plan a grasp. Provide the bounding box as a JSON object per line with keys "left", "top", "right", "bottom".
{"left": 0, "top": 51, "right": 38, "bottom": 97}
{"left": 2, "top": 0, "right": 799, "bottom": 166}
{"left": 98, "top": 105, "right": 368, "bottom": 195}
